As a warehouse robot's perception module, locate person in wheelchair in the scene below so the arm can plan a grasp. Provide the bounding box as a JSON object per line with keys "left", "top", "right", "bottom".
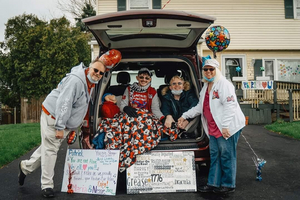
{"left": 160, "top": 75, "right": 198, "bottom": 138}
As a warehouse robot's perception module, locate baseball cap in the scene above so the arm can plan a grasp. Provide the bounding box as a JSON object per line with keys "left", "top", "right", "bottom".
{"left": 138, "top": 68, "right": 152, "bottom": 76}
{"left": 203, "top": 59, "right": 219, "bottom": 68}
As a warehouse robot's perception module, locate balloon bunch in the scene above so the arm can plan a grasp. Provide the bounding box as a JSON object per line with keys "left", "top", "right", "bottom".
{"left": 99, "top": 49, "right": 122, "bottom": 71}
{"left": 205, "top": 25, "right": 230, "bottom": 58}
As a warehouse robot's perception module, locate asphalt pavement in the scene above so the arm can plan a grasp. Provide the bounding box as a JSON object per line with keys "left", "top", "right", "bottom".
{"left": 1, "top": 125, "right": 300, "bottom": 200}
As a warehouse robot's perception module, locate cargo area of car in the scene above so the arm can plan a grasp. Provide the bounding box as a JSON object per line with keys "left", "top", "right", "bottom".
{"left": 92, "top": 57, "right": 208, "bottom": 156}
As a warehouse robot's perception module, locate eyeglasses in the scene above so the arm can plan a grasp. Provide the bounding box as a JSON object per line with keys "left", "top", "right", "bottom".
{"left": 138, "top": 76, "right": 150, "bottom": 80}
{"left": 93, "top": 68, "right": 105, "bottom": 75}
{"left": 203, "top": 68, "right": 215, "bottom": 72}
{"left": 172, "top": 82, "right": 183, "bottom": 86}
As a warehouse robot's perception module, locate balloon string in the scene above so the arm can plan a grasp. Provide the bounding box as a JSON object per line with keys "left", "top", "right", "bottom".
{"left": 162, "top": 0, "right": 172, "bottom": 9}
{"left": 241, "top": 133, "right": 259, "bottom": 159}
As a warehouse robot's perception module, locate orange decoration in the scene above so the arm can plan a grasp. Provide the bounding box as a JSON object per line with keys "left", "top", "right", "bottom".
{"left": 99, "top": 49, "right": 122, "bottom": 71}
{"left": 67, "top": 131, "right": 77, "bottom": 145}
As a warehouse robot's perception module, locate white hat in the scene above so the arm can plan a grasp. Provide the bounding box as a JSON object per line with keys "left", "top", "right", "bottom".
{"left": 203, "top": 59, "right": 219, "bottom": 68}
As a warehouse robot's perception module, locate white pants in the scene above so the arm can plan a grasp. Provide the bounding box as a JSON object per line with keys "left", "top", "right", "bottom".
{"left": 21, "top": 111, "right": 68, "bottom": 190}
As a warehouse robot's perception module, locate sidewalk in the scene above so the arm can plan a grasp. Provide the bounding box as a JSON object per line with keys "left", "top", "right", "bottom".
{"left": 1, "top": 125, "right": 300, "bottom": 200}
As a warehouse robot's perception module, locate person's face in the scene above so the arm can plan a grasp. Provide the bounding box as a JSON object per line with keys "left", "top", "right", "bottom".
{"left": 203, "top": 66, "right": 216, "bottom": 80}
{"left": 88, "top": 61, "right": 106, "bottom": 82}
{"left": 169, "top": 78, "right": 184, "bottom": 92}
{"left": 137, "top": 73, "right": 151, "bottom": 87}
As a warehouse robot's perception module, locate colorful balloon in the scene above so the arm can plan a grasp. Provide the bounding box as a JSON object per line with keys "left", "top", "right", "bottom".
{"left": 99, "top": 49, "right": 122, "bottom": 71}
{"left": 205, "top": 25, "right": 230, "bottom": 52}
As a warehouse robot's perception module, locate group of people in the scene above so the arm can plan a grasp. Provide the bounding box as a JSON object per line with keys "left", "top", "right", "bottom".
{"left": 18, "top": 57, "right": 245, "bottom": 197}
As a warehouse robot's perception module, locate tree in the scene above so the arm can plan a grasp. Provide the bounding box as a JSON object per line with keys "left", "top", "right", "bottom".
{"left": 75, "top": 2, "right": 96, "bottom": 31}
{"left": 57, "top": 0, "right": 96, "bottom": 20}
{"left": 0, "top": 14, "right": 91, "bottom": 108}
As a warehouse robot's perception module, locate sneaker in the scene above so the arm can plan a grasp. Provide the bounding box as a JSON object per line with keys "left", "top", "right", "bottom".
{"left": 42, "top": 188, "right": 55, "bottom": 198}
{"left": 198, "top": 185, "right": 215, "bottom": 193}
{"left": 18, "top": 161, "right": 26, "bottom": 186}
{"left": 213, "top": 187, "right": 235, "bottom": 194}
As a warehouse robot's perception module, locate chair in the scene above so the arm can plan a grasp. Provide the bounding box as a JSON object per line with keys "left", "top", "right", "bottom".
{"left": 107, "top": 71, "right": 131, "bottom": 107}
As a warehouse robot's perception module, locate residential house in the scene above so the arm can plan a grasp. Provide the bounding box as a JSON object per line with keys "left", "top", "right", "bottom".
{"left": 89, "top": 0, "right": 300, "bottom": 123}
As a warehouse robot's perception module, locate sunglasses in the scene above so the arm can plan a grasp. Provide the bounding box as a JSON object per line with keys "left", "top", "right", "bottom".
{"left": 138, "top": 76, "right": 150, "bottom": 80}
{"left": 203, "top": 68, "right": 215, "bottom": 72}
{"left": 93, "top": 68, "right": 105, "bottom": 75}
{"left": 172, "top": 82, "right": 183, "bottom": 86}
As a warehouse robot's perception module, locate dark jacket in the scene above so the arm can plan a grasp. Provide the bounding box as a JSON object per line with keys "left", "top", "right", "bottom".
{"left": 161, "top": 89, "right": 198, "bottom": 122}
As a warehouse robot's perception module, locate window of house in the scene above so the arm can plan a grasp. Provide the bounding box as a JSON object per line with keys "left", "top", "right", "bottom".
{"left": 285, "top": 0, "right": 300, "bottom": 19}
{"left": 277, "top": 59, "right": 300, "bottom": 83}
{"left": 256, "top": 58, "right": 300, "bottom": 83}
{"left": 118, "top": 0, "right": 161, "bottom": 11}
{"left": 128, "top": 0, "right": 152, "bottom": 10}
{"left": 221, "top": 55, "right": 247, "bottom": 81}
{"left": 294, "top": 0, "right": 300, "bottom": 19}
{"left": 257, "top": 59, "right": 275, "bottom": 80}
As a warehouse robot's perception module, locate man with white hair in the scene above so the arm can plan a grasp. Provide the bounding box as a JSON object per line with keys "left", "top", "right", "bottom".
{"left": 18, "top": 59, "right": 106, "bottom": 198}
{"left": 178, "top": 59, "right": 245, "bottom": 195}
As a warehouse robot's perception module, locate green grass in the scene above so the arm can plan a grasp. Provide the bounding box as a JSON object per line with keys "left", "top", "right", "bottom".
{"left": 265, "top": 120, "right": 300, "bottom": 140}
{"left": 0, "top": 123, "right": 41, "bottom": 168}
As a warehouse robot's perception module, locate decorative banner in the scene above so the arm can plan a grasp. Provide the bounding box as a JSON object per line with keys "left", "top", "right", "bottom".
{"left": 205, "top": 25, "right": 230, "bottom": 54}
{"left": 61, "top": 149, "right": 120, "bottom": 196}
{"left": 126, "top": 151, "right": 196, "bottom": 194}
{"left": 242, "top": 81, "right": 273, "bottom": 90}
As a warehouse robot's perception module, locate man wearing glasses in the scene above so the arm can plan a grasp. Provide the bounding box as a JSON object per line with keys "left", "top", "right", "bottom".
{"left": 18, "top": 58, "right": 106, "bottom": 198}
{"left": 120, "top": 67, "right": 164, "bottom": 121}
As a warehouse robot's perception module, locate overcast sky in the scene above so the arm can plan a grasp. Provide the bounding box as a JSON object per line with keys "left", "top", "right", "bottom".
{"left": 0, "top": 0, "right": 74, "bottom": 42}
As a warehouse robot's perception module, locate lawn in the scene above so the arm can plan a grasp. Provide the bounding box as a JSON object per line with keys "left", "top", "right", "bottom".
{"left": 0, "top": 123, "right": 40, "bottom": 168}
{"left": 265, "top": 120, "right": 300, "bottom": 140}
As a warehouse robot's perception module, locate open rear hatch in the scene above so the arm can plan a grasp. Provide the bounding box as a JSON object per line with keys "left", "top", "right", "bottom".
{"left": 83, "top": 9, "right": 215, "bottom": 53}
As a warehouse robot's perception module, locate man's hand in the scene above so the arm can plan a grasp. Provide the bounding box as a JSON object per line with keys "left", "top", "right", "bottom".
{"left": 55, "top": 130, "right": 64, "bottom": 139}
{"left": 222, "top": 128, "right": 230, "bottom": 139}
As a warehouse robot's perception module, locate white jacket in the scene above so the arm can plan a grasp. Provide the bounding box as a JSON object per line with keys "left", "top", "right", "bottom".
{"left": 182, "top": 74, "right": 245, "bottom": 138}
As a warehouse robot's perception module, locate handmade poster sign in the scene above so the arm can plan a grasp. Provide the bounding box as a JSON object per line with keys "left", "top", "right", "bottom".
{"left": 242, "top": 81, "right": 273, "bottom": 90}
{"left": 126, "top": 151, "right": 197, "bottom": 194}
{"left": 61, "top": 149, "right": 120, "bottom": 196}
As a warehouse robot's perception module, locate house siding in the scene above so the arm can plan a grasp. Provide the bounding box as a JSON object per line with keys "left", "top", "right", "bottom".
{"left": 93, "top": 0, "right": 299, "bottom": 82}
{"left": 162, "top": 0, "right": 300, "bottom": 50}
{"left": 97, "top": 0, "right": 117, "bottom": 15}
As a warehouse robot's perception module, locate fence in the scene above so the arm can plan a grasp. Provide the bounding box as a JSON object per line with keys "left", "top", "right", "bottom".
{"left": 20, "top": 97, "right": 45, "bottom": 123}
{"left": 0, "top": 108, "right": 21, "bottom": 124}
{"left": 236, "top": 81, "right": 300, "bottom": 122}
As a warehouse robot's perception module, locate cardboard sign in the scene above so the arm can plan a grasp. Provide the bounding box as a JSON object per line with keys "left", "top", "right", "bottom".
{"left": 242, "top": 81, "right": 273, "bottom": 90}
{"left": 126, "top": 151, "right": 197, "bottom": 194}
{"left": 61, "top": 149, "right": 120, "bottom": 196}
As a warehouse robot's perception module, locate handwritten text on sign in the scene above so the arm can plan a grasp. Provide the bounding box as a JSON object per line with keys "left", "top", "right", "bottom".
{"left": 242, "top": 81, "right": 273, "bottom": 90}
{"left": 61, "top": 149, "right": 120, "bottom": 196}
{"left": 127, "top": 151, "right": 197, "bottom": 194}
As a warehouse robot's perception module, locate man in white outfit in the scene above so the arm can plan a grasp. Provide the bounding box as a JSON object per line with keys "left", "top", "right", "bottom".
{"left": 18, "top": 59, "right": 106, "bottom": 198}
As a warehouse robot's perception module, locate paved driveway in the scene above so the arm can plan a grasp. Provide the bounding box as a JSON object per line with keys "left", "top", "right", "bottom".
{"left": 1, "top": 125, "right": 300, "bottom": 200}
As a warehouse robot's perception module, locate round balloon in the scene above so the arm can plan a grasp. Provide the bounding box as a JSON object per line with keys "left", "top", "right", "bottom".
{"left": 99, "top": 49, "right": 122, "bottom": 71}
{"left": 205, "top": 25, "right": 230, "bottom": 52}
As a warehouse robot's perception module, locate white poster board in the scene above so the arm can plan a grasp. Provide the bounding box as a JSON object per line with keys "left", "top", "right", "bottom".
{"left": 61, "top": 149, "right": 120, "bottom": 196}
{"left": 127, "top": 151, "right": 197, "bottom": 194}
